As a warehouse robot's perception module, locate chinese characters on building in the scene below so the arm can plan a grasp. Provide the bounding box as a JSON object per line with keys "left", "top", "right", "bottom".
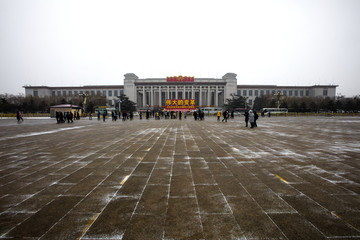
{"left": 165, "top": 99, "right": 196, "bottom": 110}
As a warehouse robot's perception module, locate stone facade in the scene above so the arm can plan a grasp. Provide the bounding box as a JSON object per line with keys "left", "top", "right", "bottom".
{"left": 23, "top": 73, "right": 337, "bottom": 109}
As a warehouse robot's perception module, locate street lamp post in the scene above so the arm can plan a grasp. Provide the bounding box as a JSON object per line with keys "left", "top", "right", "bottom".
{"left": 244, "top": 97, "right": 249, "bottom": 109}
{"left": 274, "top": 91, "right": 283, "bottom": 110}
{"left": 81, "top": 93, "right": 88, "bottom": 116}
{"left": 116, "top": 96, "right": 122, "bottom": 112}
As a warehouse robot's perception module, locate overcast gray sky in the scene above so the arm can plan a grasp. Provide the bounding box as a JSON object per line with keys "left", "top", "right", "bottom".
{"left": 1, "top": 0, "right": 359, "bottom": 97}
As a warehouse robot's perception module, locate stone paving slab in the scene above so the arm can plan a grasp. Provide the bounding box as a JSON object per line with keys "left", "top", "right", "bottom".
{"left": 0, "top": 117, "right": 360, "bottom": 239}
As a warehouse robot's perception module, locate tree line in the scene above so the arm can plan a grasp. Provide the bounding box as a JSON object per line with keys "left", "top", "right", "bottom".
{"left": 0, "top": 94, "right": 107, "bottom": 113}
{"left": 1, "top": 93, "right": 359, "bottom": 113}
{"left": 225, "top": 94, "right": 360, "bottom": 112}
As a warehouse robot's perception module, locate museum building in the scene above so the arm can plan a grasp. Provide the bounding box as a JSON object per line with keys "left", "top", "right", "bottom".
{"left": 24, "top": 73, "right": 337, "bottom": 109}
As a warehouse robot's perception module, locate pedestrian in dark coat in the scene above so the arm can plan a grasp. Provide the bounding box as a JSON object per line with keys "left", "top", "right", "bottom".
{"left": 254, "top": 110, "right": 258, "bottom": 127}
{"left": 244, "top": 110, "right": 249, "bottom": 127}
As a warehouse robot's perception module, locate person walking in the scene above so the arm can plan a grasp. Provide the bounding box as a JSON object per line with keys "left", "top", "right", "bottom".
{"left": 103, "top": 111, "right": 106, "bottom": 122}
{"left": 16, "top": 110, "right": 24, "bottom": 122}
{"left": 222, "top": 110, "right": 228, "bottom": 122}
{"left": 244, "top": 110, "right": 249, "bottom": 127}
{"left": 217, "top": 111, "right": 221, "bottom": 122}
{"left": 249, "top": 110, "right": 255, "bottom": 128}
{"left": 179, "top": 111, "right": 182, "bottom": 120}
{"left": 56, "top": 111, "right": 60, "bottom": 123}
{"left": 68, "top": 112, "right": 73, "bottom": 123}
{"left": 254, "top": 110, "right": 259, "bottom": 127}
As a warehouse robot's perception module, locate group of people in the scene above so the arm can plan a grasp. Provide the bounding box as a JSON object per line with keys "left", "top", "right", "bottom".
{"left": 56, "top": 111, "right": 80, "bottom": 123}
{"left": 244, "top": 109, "right": 259, "bottom": 128}
{"left": 193, "top": 110, "right": 205, "bottom": 121}
{"left": 51, "top": 108, "right": 259, "bottom": 129}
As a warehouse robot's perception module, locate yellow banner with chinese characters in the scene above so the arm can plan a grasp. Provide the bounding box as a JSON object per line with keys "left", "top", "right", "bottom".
{"left": 165, "top": 99, "right": 196, "bottom": 110}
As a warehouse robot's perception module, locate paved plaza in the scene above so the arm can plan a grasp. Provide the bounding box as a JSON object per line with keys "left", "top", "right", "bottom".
{"left": 0, "top": 116, "right": 359, "bottom": 239}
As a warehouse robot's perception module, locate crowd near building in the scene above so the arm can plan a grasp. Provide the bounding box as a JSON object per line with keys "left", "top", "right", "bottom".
{"left": 24, "top": 73, "right": 337, "bottom": 110}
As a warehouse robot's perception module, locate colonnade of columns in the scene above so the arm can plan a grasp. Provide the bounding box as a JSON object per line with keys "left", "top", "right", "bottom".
{"left": 138, "top": 85, "right": 222, "bottom": 108}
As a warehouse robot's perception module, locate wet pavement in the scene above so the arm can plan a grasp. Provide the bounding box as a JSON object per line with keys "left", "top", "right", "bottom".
{"left": 0, "top": 116, "right": 359, "bottom": 239}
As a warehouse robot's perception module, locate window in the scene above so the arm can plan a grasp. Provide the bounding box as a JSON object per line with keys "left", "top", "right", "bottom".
{"left": 249, "top": 90, "right": 253, "bottom": 96}
{"left": 74, "top": 91, "right": 78, "bottom": 96}
{"left": 266, "top": 90, "right": 270, "bottom": 95}
{"left": 57, "top": 91, "right": 61, "bottom": 96}
{"left": 120, "top": 90, "right": 124, "bottom": 95}
{"left": 114, "top": 90, "right": 118, "bottom": 97}
{"left": 283, "top": 90, "right": 287, "bottom": 96}
{"left": 249, "top": 99, "right": 253, "bottom": 105}
{"left": 211, "top": 92, "right": 215, "bottom": 105}
{"left": 33, "top": 90, "right": 38, "bottom": 97}
{"left": 260, "top": 90, "right": 264, "bottom": 96}
{"left": 300, "top": 90, "right": 304, "bottom": 96}
{"left": 69, "top": 91, "right": 72, "bottom": 96}
{"left": 85, "top": 91, "right": 89, "bottom": 95}
{"left": 272, "top": 90, "right": 276, "bottom": 95}
{"left": 195, "top": 92, "right": 200, "bottom": 105}
{"left": 289, "top": 90, "right": 293, "bottom": 96}
{"left": 237, "top": 90, "right": 241, "bottom": 95}
{"left": 108, "top": 90, "right": 112, "bottom": 97}
{"left": 97, "top": 90, "right": 101, "bottom": 95}
{"left": 306, "top": 90, "right": 309, "bottom": 96}
{"left": 103, "top": 90, "right": 106, "bottom": 96}
{"left": 63, "top": 91, "right": 66, "bottom": 96}
{"left": 52, "top": 91, "right": 55, "bottom": 96}
{"left": 91, "top": 91, "right": 95, "bottom": 96}
{"left": 254, "top": 90, "right": 258, "bottom": 96}
{"left": 323, "top": 89, "right": 328, "bottom": 96}
{"left": 109, "top": 100, "right": 112, "bottom": 106}
{"left": 294, "top": 90, "right": 298, "bottom": 96}
{"left": 79, "top": 90, "right": 83, "bottom": 95}
{"left": 243, "top": 90, "right": 247, "bottom": 96}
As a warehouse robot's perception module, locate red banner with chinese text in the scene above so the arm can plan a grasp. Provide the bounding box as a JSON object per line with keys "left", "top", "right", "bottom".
{"left": 166, "top": 76, "right": 194, "bottom": 82}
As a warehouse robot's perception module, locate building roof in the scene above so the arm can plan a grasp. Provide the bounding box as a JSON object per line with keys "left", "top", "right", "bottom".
{"left": 24, "top": 85, "right": 124, "bottom": 89}
{"left": 50, "top": 104, "right": 82, "bottom": 109}
{"left": 236, "top": 84, "right": 338, "bottom": 88}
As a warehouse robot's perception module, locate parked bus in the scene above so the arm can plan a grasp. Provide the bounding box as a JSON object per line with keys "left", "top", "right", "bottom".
{"left": 95, "top": 106, "right": 115, "bottom": 117}
{"left": 261, "top": 108, "right": 288, "bottom": 116}
{"left": 201, "top": 107, "right": 224, "bottom": 115}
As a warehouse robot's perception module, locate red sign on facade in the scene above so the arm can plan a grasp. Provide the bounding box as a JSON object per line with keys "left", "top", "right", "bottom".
{"left": 165, "top": 99, "right": 196, "bottom": 111}
{"left": 166, "top": 76, "right": 194, "bottom": 82}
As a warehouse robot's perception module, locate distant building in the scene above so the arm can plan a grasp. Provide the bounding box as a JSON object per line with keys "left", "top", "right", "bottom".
{"left": 24, "top": 73, "right": 337, "bottom": 109}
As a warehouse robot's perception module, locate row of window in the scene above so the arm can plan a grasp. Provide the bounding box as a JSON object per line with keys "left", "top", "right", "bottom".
{"left": 51, "top": 90, "right": 124, "bottom": 97}
{"left": 237, "top": 89, "right": 312, "bottom": 97}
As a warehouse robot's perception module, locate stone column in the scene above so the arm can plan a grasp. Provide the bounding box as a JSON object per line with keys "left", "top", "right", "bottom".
{"left": 150, "top": 86, "right": 154, "bottom": 107}
{"left": 191, "top": 86, "right": 194, "bottom": 99}
{"left": 175, "top": 86, "right": 178, "bottom": 99}
{"left": 208, "top": 86, "right": 211, "bottom": 106}
{"left": 143, "top": 86, "right": 146, "bottom": 107}
{"left": 199, "top": 86, "right": 202, "bottom": 106}
{"left": 215, "top": 86, "right": 218, "bottom": 107}
{"left": 159, "top": 86, "right": 162, "bottom": 106}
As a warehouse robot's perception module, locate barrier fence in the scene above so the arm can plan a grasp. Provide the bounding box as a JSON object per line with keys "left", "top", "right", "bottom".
{"left": 0, "top": 113, "right": 51, "bottom": 118}
{"left": 0, "top": 112, "right": 359, "bottom": 118}
{"left": 272, "top": 112, "right": 360, "bottom": 117}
